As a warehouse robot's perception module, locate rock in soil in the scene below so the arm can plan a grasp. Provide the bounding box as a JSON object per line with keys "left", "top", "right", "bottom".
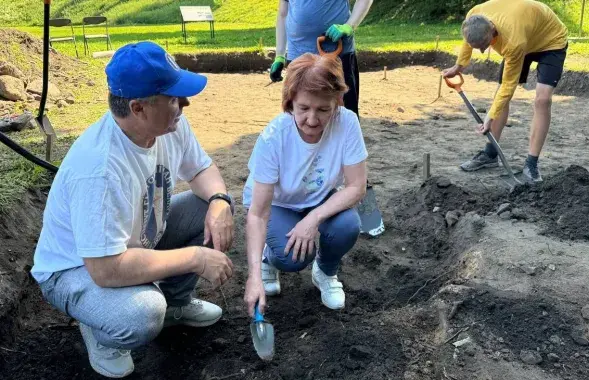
{"left": 582, "top": 305, "right": 589, "bottom": 320}
{"left": 520, "top": 350, "right": 543, "bottom": 365}
{"left": 445, "top": 210, "right": 461, "bottom": 227}
{"left": 548, "top": 353, "right": 560, "bottom": 362}
{"left": 497, "top": 203, "right": 512, "bottom": 215}
{"left": 571, "top": 326, "right": 589, "bottom": 346}
{"left": 0, "top": 61, "right": 24, "bottom": 79}
{"left": 0, "top": 75, "right": 26, "bottom": 101}
{"left": 27, "top": 78, "right": 61, "bottom": 99}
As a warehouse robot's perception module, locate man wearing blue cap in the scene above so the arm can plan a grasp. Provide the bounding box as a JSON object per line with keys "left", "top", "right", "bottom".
{"left": 31, "top": 41, "right": 235, "bottom": 378}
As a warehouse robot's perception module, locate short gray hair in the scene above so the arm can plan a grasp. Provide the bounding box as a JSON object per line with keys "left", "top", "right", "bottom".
{"left": 462, "top": 15, "right": 493, "bottom": 46}
{"left": 108, "top": 93, "right": 158, "bottom": 118}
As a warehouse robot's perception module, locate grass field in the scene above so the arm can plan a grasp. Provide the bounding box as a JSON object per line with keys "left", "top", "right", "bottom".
{"left": 13, "top": 21, "right": 589, "bottom": 72}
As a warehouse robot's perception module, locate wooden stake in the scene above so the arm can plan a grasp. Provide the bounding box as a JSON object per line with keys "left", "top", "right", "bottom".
{"left": 423, "top": 153, "right": 431, "bottom": 181}
{"left": 435, "top": 35, "right": 440, "bottom": 51}
{"left": 166, "top": 40, "right": 169, "bottom": 50}
{"left": 437, "top": 74, "right": 443, "bottom": 98}
{"left": 383, "top": 66, "right": 387, "bottom": 80}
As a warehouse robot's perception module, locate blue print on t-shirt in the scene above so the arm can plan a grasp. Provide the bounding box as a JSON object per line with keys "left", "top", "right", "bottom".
{"left": 141, "top": 165, "right": 171, "bottom": 248}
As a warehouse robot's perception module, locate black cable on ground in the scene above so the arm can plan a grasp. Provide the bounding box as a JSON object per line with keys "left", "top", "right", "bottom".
{"left": 0, "top": 132, "right": 59, "bottom": 173}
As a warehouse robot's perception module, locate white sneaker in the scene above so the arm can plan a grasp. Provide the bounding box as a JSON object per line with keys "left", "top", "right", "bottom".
{"left": 312, "top": 261, "right": 345, "bottom": 310}
{"left": 164, "top": 298, "right": 222, "bottom": 327}
{"left": 79, "top": 323, "right": 134, "bottom": 378}
{"left": 262, "top": 244, "right": 281, "bottom": 296}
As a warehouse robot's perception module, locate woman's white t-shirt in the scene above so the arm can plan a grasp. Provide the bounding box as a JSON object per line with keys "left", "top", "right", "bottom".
{"left": 242, "top": 107, "right": 368, "bottom": 211}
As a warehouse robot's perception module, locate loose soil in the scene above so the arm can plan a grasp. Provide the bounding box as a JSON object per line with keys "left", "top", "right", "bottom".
{"left": 2, "top": 64, "right": 589, "bottom": 380}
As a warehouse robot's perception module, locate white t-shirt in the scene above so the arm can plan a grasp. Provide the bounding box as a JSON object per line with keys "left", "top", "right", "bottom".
{"left": 242, "top": 107, "right": 367, "bottom": 211}
{"left": 31, "top": 111, "right": 212, "bottom": 283}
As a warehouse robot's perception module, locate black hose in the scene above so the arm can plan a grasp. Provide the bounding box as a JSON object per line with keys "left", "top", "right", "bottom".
{"left": 0, "top": 132, "right": 59, "bottom": 172}
{"left": 37, "top": 1, "right": 50, "bottom": 124}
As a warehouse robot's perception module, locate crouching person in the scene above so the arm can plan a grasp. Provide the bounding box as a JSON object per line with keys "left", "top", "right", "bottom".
{"left": 31, "top": 42, "right": 234, "bottom": 378}
{"left": 243, "top": 53, "right": 368, "bottom": 317}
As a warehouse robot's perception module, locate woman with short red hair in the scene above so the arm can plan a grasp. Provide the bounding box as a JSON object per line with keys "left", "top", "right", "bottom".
{"left": 243, "top": 53, "right": 368, "bottom": 316}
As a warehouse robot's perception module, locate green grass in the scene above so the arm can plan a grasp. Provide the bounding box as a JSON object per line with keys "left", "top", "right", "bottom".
{"left": 0, "top": 0, "right": 278, "bottom": 27}
{"left": 13, "top": 21, "right": 589, "bottom": 72}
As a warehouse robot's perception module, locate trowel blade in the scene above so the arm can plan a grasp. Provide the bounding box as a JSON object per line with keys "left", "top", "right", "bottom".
{"left": 357, "top": 186, "right": 385, "bottom": 237}
{"left": 250, "top": 321, "right": 274, "bottom": 361}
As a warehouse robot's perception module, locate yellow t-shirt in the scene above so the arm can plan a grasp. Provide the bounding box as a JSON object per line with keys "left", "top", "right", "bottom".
{"left": 456, "top": 0, "right": 568, "bottom": 119}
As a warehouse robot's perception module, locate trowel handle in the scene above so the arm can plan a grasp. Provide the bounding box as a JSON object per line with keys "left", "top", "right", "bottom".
{"left": 253, "top": 302, "right": 264, "bottom": 323}
{"left": 444, "top": 73, "right": 464, "bottom": 92}
{"left": 44, "top": 0, "right": 51, "bottom": 4}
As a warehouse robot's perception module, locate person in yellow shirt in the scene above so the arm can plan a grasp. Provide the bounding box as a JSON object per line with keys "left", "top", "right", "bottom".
{"left": 443, "top": 0, "right": 568, "bottom": 182}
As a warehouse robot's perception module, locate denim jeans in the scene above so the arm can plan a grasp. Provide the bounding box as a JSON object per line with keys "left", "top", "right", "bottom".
{"left": 38, "top": 190, "right": 223, "bottom": 349}
{"left": 263, "top": 192, "right": 361, "bottom": 276}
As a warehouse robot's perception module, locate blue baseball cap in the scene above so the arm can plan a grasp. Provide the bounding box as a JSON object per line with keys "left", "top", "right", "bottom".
{"left": 105, "top": 41, "right": 207, "bottom": 99}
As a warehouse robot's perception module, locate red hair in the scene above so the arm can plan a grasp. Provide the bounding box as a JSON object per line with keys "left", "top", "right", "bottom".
{"left": 282, "top": 53, "right": 348, "bottom": 113}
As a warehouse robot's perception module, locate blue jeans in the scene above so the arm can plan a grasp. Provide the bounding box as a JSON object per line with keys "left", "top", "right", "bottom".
{"left": 38, "top": 191, "right": 224, "bottom": 350}
{"left": 264, "top": 193, "right": 361, "bottom": 276}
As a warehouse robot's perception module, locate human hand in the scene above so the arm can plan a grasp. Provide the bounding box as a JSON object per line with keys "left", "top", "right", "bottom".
{"left": 325, "top": 24, "right": 354, "bottom": 42}
{"left": 476, "top": 118, "right": 492, "bottom": 135}
{"left": 442, "top": 65, "right": 463, "bottom": 78}
{"left": 204, "top": 199, "right": 234, "bottom": 252}
{"left": 244, "top": 275, "right": 266, "bottom": 317}
{"left": 269, "top": 55, "right": 285, "bottom": 82}
{"left": 284, "top": 214, "right": 319, "bottom": 263}
{"left": 196, "top": 247, "right": 234, "bottom": 288}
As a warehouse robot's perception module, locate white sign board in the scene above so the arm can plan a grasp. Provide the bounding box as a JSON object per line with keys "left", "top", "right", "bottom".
{"left": 180, "top": 6, "right": 214, "bottom": 22}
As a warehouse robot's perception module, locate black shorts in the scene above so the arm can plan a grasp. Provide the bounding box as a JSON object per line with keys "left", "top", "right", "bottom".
{"left": 498, "top": 44, "right": 567, "bottom": 87}
{"left": 287, "top": 52, "right": 360, "bottom": 118}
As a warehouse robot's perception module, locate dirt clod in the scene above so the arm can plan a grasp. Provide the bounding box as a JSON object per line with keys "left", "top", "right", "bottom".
{"left": 520, "top": 350, "right": 543, "bottom": 365}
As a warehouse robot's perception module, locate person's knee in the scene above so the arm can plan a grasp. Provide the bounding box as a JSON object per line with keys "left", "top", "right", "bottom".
{"left": 535, "top": 87, "right": 553, "bottom": 110}
{"left": 267, "top": 247, "right": 314, "bottom": 272}
{"left": 97, "top": 291, "right": 166, "bottom": 349}
{"left": 331, "top": 209, "right": 361, "bottom": 242}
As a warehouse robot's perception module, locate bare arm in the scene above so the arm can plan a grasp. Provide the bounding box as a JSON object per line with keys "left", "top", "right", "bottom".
{"left": 308, "top": 161, "right": 367, "bottom": 224}
{"left": 84, "top": 246, "right": 200, "bottom": 288}
{"left": 346, "top": 0, "right": 374, "bottom": 29}
{"left": 275, "top": 0, "right": 289, "bottom": 57}
{"left": 189, "top": 163, "right": 235, "bottom": 252}
{"left": 188, "top": 163, "right": 228, "bottom": 201}
{"left": 84, "top": 245, "right": 233, "bottom": 289}
{"left": 246, "top": 182, "right": 274, "bottom": 281}
{"left": 244, "top": 181, "right": 274, "bottom": 316}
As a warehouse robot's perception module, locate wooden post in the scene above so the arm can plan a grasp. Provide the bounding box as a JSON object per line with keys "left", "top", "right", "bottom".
{"left": 437, "top": 74, "right": 442, "bottom": 98}
{"left": 423, "top": 153, "right": 431, "bottom": 181}
{"left": 435, "top": 35, "right": 440, "bottom": 51}
{"left": 581, "top": 0, "right": 586, "bottom": 37}
{"left": 383, "top": 66, "right": 387, "bottom": 80}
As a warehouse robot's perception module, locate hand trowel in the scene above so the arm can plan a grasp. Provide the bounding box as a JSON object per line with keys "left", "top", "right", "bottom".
{"left": 250, "top": 302, "right": 275, "bottom": 361}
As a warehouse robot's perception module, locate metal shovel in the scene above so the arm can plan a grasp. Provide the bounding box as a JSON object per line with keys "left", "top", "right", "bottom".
{"left": 444, "top": 73, "right": 523, "bottom": 187}
{"left": 250, "top": 302, "right": 274, "bottom": 361}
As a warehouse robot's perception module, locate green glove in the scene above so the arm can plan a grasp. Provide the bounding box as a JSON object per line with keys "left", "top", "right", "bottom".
{"left": 325, "top": 24, "right": 354, "bottom": 42}
{"left": 270, "top": 55, "right": 286, "bottom": 82}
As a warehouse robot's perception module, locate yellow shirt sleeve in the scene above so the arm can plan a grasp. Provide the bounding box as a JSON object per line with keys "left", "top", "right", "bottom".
{"left": 488, "top": 47, "right": 525, "bottom": 119}
{"left": 456, "top": 40, "right": 473, "bottom": 67}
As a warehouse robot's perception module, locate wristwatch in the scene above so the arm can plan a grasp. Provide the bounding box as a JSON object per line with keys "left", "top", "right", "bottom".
{"left": 208, "top": 192, "right": 231, "bottom": 206}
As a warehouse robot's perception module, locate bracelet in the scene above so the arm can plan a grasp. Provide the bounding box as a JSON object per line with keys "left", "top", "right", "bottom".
{"left": 208, "top": 192, "right": 231, "bottom": 206}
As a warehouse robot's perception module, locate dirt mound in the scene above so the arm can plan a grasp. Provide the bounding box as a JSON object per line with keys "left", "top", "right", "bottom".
{"left": 510, "top": 165, "right": 589, "bottom": 241}
{"left": 0, "top": 29, "right": 86, "bottom": 117}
